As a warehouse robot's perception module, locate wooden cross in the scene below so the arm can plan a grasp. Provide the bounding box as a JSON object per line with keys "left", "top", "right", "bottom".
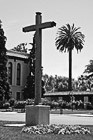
{"left": 23, "top": 12, "right": 56, "bottom": 105}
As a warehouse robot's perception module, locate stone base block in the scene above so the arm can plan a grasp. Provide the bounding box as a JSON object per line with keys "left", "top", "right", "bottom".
{"left": 26, "top": 105, "right": 50, "bottom": 126}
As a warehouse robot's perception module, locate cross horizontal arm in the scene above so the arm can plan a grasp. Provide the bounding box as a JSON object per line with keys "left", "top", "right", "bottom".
{"left": 23, "top": 21, "right": 56, "bottom": 33}
{"left": 39, "top": 21, "right": 56, "bottom": 30}
{"left": 23, "top": 25, "right": 36, "bottom": 32}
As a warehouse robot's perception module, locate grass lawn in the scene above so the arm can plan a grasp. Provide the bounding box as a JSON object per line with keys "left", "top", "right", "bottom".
{"left": 0, "top": 121, "right": 93, "bottom": 140}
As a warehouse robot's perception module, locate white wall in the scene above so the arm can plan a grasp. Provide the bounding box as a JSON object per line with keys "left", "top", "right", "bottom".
{"left": 7, "top": 57, "right": 30, "bottom": 100}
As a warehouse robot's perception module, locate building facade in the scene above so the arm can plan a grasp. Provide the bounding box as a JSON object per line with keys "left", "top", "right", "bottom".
{"left": 6, "top": 50, "right": 93, "bottom": 104}
{"left": 7, "top": 50, "right": 30, "bottom": 100}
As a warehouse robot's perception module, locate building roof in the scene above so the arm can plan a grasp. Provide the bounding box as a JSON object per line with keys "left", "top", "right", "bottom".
{"left": 7, "top": 49, "right": 29, "bottom": 59}
{"left": 44, "top": 91, "right": 93, "bottom": 97}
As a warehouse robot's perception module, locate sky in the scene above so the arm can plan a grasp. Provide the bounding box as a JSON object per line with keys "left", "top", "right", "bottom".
{"left": 0, "top": 0, "right": 93, "bottom": 79}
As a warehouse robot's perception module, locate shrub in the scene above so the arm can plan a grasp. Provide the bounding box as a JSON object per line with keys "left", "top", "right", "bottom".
{"left": 3, "top": 102, "right": 10, "bottom": 109}
{"left": 85, "top": 102, "right": 93, "bottom": 110}
{"left": 66, "top": 102, "right": 72, "bottom": 109}
{"left": 58, "top": 99, "right": 63, "bottom": 108}
{"left": 41, "top": 98, "right": 59, "bottom": 109}
{"left": 61, "top": 101, "right": 67, "bottom": 109}
{"left": 51, "top": 101, "right": 59, "bottom": 109}
{"left": 14, "top": 101, "right": 26, "bottom": 109}
{"left": 0, "top": 101, "right": 4, "bottom": 109}
{"left": 26, "top": 99, "right": 34, "bottom": 105}
{"left": 77, "top": 100, "right": 84, "bottom": 109}
{"left": 41, "top": 98, "right": 52, "bottom": 108}
{"left": 9, "top": 98, "right": 15, "bottom": 107}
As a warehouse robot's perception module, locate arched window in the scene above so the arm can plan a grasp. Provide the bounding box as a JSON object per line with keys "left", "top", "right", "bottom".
{"left": 17, "top": 63, "right": 21, "bottom": 85}
{"left": 8, "top": 62, "right": 12, "bottom": 85}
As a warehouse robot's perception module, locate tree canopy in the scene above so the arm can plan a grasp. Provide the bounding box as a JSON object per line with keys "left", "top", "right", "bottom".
{"left": 23, "top": 35, "right": 45, "bottom": 99}
{"left": 84, "top": 60, "right": 93, "bottom": 74}
{"left": 23, "top": 37, "right": 35, "bottom": 99}
{"left": 0, "top": 20, "right": 10, "bottom": 100}
{"left": 12, "top": 43, "right": 28, "bottom": 53}
{"left": 55, "top": 24, "right": 85, "bottom": 52}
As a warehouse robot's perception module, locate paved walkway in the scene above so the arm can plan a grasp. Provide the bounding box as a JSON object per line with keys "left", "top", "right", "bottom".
{"left": 0, "top": 112, "right": 93, "bottom": 126}
{"left": 50, "top": 114, "right": 93, "bottom": 125}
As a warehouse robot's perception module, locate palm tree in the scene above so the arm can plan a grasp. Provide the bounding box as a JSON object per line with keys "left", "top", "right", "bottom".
{"left": 55, "top": 24, "right": 85, "bottom": 91}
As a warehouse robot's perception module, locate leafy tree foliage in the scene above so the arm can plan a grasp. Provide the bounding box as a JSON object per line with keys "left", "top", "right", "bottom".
{"left": 84, "top": 60, "right": 93, "bottom": 74}
{"left": 55, "top": 24, "right": 85, "bottom": 91}
{"left": 43, "top": 74, "right": 93, "bottom": 92}
{"left": 23, "top": 34, "right": 45, "bottom": 99}
{"left": 12, "top": 43, "right": 27, "bottom": 53}
{"left": 43, "top": 74, "right": 69, "bottom": 92}
{"left": 23, "top": 36, "right": 35, "bottom": 99}
{"left": 0, "top": 20, "right": 10, "bottom": 100}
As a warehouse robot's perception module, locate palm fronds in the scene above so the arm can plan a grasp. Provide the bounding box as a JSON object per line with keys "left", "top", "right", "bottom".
{"left": 55, "top": 24, "right": 85, "bottom": 52}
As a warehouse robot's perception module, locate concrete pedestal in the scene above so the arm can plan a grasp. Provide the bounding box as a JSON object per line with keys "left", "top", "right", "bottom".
{"left": 26, "top": 105, "right": 50, "bottom": 126}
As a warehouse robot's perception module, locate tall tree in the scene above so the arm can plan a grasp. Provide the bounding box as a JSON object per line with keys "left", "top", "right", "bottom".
{"left": 23, "top": 34, "right": 45, "bottom": 99}
{"left": 0, "top": 20, "right": 10, "bottom": 100}
{"left": 84, "top": 60, "right": 93, "bottom": 74}
{"left": 55, "top": 24, "right": 85, "bottom": 91}
{"left": 23, "top": 35, "right": 35, "bottom": 99}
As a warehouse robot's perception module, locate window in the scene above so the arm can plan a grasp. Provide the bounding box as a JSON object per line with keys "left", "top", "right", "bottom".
{"left": 17, "top": 63, "right": 21, "bottom": 85}
{"left": 8, "top": 62, "right": 12, "bottom": 85}
{"left": 16, "top": 92, "right": 20, "bottom": 100}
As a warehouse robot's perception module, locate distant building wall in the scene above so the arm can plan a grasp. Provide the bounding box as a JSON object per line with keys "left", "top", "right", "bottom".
{"left": 7, "top": 50, "right": 30, "bottom": 100}
{"left": 44, "top": 91, "right": 93, "bottom": 104}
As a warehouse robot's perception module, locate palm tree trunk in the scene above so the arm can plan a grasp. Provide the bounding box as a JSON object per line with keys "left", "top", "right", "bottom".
{"left": 69, "top": 50, "right": 72, "bottom": 91}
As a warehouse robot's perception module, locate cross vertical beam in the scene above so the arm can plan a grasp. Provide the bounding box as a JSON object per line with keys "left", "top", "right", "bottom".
{"left": 35, "top": 12, "right": 42, "bottom": 105}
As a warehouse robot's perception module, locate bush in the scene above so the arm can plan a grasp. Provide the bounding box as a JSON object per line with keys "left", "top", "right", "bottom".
{"left": 66, "top": 102, "right": 72, "bottom": 109}
{"left": 85, "top": 102, "right": 93, "bottom": 110}
{"left": 51, "top": 101, "right": 59, "bottom": 109}
{"left": 0, "top": 102, "right": 10, "bottom": 109}
{"left": 41, "top": 98, "right": 52, "bottom": 108}
{"left": 3, "top": 102, "right": 10, "bottom": 109}
{"left": 77, "top": 100, "right": 84, "bottom": 109}
{"left": 14, "top": 101, "right": 26, "bottom": 109}
{"left": 0, "top": 101, "right": 4, "bottom": 109}
{"left": 25, "top": 99, "right": 34, "bottom": 105}
{"left": 62, "top": 101, "right": 67, "bottom": 109}
{"left": 41, "top": 98, "right": 59, "bottom": 109}
{"left": 11, "top": 98, "right": 92, "bottom": 111}
{"left": 9, "top": 98, "right": 15, "bottom": 107}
